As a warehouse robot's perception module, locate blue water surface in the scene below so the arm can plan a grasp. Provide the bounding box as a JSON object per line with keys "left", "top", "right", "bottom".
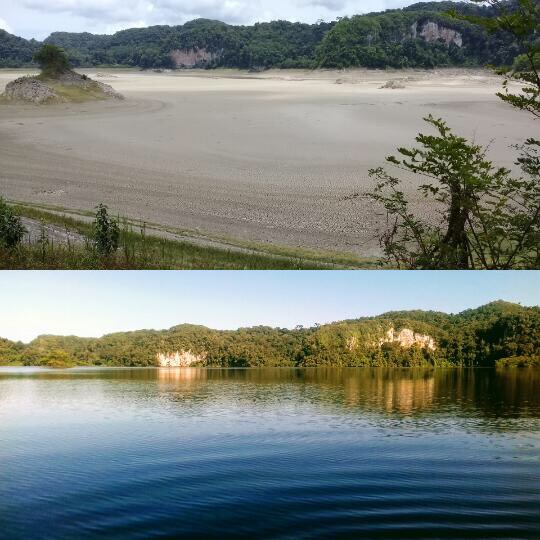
{"left": 1, "top": 367, "right": 539, "bottom": 539}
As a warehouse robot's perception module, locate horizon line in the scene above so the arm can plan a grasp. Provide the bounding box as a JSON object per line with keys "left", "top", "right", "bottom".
{"left": 2, "top": 2, "right": 455, "bottom": 41}
{"left": 8, "top": 299, "right": 533, "bottom": 344}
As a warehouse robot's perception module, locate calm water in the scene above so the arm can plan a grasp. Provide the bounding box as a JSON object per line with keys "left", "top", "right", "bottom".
{"left": 1, "top": 367, "right": 539, "bottom": 539}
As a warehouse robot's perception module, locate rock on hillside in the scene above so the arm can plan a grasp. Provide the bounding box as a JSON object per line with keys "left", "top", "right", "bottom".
{"left": 2, "top": 70, "right": 124, "bottom": 104}
{"left": 157, "top": 350, "right": 207, "bottom": 367}
{"left": 379, "top": 328, "right": 437, "bottom": 351}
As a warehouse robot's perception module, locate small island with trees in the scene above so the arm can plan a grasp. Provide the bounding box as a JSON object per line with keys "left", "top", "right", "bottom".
{"left": 2, "top": 44, "right": 123, "bottom": 104}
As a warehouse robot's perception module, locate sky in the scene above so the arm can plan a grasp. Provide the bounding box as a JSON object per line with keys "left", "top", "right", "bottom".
{"left": 0, "top": 0, "right": 448, "bottom": 40}
{"left": 1, "top": 271, "right": 538, "bottom": 343}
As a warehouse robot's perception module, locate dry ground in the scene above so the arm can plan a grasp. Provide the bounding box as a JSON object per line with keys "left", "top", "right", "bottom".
{"left": 0, "top": 68, "right": 533, "bottom": 256}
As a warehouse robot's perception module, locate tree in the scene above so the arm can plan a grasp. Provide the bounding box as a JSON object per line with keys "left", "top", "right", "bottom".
{"left": 366, "top": 0, "right": 539, "bottom": 269}
{"left": 457, "top": 1, "right": 540, "bottom": 263}
{"left": 451, "top": 0, "right": 539, "bottom": 118}
{"left": 0, "top": 198, "right": 26, "bottom": 249}
{"left": 2, "top": 302, "right": 538, "bottom": 368}
{"left": 93, "top": 204, "right": 119, "bottom": 257}
{"left": 42, "top": 349, "right": 75, "bottom": 368}
{"left": 0, "top": 3, "right": 529, "bottom": 70}
{"left": 368, "top": 116, "right": 539, "bottom": 269}
{"left": 33, "top": 44, "right": 70, "bottom": 76}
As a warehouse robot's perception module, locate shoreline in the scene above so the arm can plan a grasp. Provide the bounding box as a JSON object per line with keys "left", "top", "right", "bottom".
{"left": 0, "top": 365, "right": 531, "bottom": 370}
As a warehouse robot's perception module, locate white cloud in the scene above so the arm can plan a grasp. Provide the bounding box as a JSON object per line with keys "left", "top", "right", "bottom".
{"left": 297, "top": 0, "right": 348, "bottom": 9}
{"left": 22, "top": 0, "right": 154, "bottom": 23}
{"left": 21, "top": 0, "right": 263, "bottom": 26}
{"left": 105, "top": 19, "right": 148, "bottom": 34}
{"left": 5, "top": 1, "right": 447, "bottom": 38}
{"left": 0, "top": 16, "right": 13, "bottom": 33}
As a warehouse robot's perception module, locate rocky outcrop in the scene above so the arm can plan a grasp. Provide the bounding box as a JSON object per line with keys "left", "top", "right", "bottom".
{"left": 346, "top": 336, "right": 359, "bottom": 352}
{"left": 2, "top": 70, "right": 124, "bottom": 104}
{"left": 380, "top": 328, "right": 437, "bottom": 351}
{"left": 157, "top": 350, "right": 207, "bottom": 367}
{"left": 169, "top": 48, "right": 220, "bottom": 68}
{"left": 95, "top": 72, "right": 119, "bottom": 78}
{"left": 380, "top": 80, "right": 406, "bottom": 89}
{"left": 411, "top": 21, "right": 463, "bottom": 47}
{"left": 55, "top": 70, "right": 124, "bottom": 99}
{"left": 3, "top": 77, "right": 61, "bottom": 104}
{"left": 95, "top": 81, "right": 124, "bottom": 99}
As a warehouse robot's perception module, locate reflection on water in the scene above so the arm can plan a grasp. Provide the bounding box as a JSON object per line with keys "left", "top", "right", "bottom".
{"left": 3, "top": 366, "right": 538, "bottom": 418}
{"left": 1, "top": 367, "right": 539, "bottom": 539}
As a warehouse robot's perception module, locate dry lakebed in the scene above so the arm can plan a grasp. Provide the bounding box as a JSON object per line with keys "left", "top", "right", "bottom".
{"left": 0, "top": 68, "right": 534, "bottom": 257}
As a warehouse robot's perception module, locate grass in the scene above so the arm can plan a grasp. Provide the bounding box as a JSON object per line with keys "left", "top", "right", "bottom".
{"left": 37, "top": 72, "right": 110, "bottom": 102}
{"left": 48, "top": 81, "right": 108, "bottom": 102}
{"left": 17, "top": 201, "right": 379, "bottom": 268}
{"left": 1, "top": 203, "right": 378, "bottom": 270}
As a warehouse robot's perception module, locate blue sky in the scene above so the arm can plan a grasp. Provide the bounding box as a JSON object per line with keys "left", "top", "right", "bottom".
{"left": 1, "top": 271, "right": 538, "bottom": 342}
{"left": 1, "top": 0, "right": 448, "bottom": 40}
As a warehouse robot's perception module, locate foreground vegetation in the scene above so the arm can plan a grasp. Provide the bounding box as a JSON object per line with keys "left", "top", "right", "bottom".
{"left": 0, "top": 302, "right": 538, "bottom": 369}
{"left": 0, "top": 201, "right": 367, "bottom": 269}
{"left": 364, "top": 0, "right": 539, "bottom": 269}
{"left": 0, "top": 2, "right": 527, "bottom": 70}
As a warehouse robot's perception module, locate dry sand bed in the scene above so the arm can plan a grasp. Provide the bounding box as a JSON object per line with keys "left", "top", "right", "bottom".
{"left": 0, "top": 68, "right": 533, "bottom": 256}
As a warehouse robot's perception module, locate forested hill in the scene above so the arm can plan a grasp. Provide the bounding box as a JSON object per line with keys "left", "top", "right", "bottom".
{"left": 1, "top": 302, "right": 538, "bottom": 368}
{"left": 0, "top": 1, "right": 522, "bottom": 70}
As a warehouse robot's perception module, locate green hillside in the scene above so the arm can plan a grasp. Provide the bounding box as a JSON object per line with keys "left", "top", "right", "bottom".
{"left": 1, "top": 302, "right": 538, "bottom": 368}
{"left": 0, "top": 2, "right": 522, "bottom": 70}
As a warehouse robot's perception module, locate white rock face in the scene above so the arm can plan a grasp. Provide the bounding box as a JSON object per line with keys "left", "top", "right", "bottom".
{"left": 411, "top": 21, "right": 463, "bottom": 47}
{"left": 157, "top": 350, "right": 207, "bottom": 367}
{"left": 346, "top": 336, "right": 359, "bottom": 352}
{"left": 3, "top": 77, "right": 62, "bottom": 104}
{"left": 380, "top": 328, "right": 437, "bottom": 351}
{"left": 169, "top": 48, "right": 220, "bottom": 68}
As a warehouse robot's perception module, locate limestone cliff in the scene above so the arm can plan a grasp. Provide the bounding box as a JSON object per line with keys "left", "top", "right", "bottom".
{"left": 157, "top": 350, "right": 207, "bottom": 367}
{"left": 379, "top": 328, "right": 437, "bottom": 351}
{"left": 169, "top": 48, "right": 221, "bottom": 68}
{"left": 411, "top": 21, "right": 463, "bottom": 47}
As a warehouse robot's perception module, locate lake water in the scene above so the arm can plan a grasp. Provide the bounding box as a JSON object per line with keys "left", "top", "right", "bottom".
{"left": 1, "top": 367, "right": 539, "bottom": 539}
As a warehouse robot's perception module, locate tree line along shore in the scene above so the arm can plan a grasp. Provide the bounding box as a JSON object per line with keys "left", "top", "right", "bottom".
{"left": 1, "top": 302, "right": 538, "bottom": 369}
{"left": 0, "top": 2, "right": 530, "bottom": 71}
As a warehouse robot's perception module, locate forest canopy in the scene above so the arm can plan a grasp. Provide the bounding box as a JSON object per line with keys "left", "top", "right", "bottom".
{"left": 1, "top": 302, "right": 538, "bottom": 369}
{"left": 0, "top": 2, "right": 526, "bottom": 69}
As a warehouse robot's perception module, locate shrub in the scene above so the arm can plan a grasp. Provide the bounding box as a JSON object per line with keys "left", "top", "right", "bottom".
{"left": 367, "top": 116, "right": 539, "bottom": 269}
{"left": 496, "top": 356, "right": 540, "bottom": 368}
{"left": 33, "top": 44, "right": 70, "bottom": 77}
{"left": 513, "top": 53, "right": 540, "bottom": 73}
{"left": 93, "top": 204, "right": 119, "bottom": 256}
{"left": 365, "top": 0, "right": 540, "bottom": 269}
{"left": 0, "top": 198, "right": 26, "bottom": 249}
{"left": 42, "top": 349, "right": 75, "bottom": 368}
